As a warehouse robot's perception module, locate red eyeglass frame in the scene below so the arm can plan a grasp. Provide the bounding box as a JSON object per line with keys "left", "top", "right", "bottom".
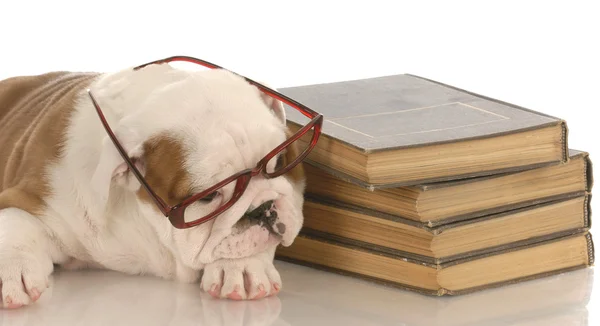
{"left": 87, "top": 55, "right": 323, "bottom": 229}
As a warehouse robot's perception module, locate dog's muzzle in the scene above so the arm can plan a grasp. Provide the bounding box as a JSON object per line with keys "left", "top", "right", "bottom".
{"left": 211, "top": 199, "right": 286, "bottom": 260}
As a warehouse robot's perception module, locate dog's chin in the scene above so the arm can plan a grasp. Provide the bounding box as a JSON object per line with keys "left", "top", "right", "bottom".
{"left": 211, "top": 210, "right": 283, "bottom": 260}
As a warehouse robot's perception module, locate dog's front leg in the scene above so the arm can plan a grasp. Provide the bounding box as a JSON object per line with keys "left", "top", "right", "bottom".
{"left": 200, "top": 246, "right": 281, "bottom": 300}
{"left": 0, "top": 208, "right": 57, "bottom": 308}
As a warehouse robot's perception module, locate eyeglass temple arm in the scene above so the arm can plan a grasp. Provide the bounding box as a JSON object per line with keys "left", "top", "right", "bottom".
{"left": 135, "top": 55, "right": 321, "bottom": 119}
{"left": 86, "top": 89, "right": 172, "bottom": 215}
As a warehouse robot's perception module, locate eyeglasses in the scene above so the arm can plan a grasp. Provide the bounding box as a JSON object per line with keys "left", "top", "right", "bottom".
{"left": 87, "top": 55, "right": 323, "bottom": 229}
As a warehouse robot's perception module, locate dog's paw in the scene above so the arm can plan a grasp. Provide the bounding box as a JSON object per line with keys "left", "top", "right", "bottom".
{"left": 200, "top": 254, "right": 281, "bottom": 300}
{"left": 0, "top": 257, "right": 50, "bottom": 309}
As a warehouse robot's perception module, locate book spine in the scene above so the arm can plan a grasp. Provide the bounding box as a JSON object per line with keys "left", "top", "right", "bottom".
{"left": 561, "top": 121, "right": 570, "bottom": 163}
{"left": 585, "top": 153, "right": 594, "bottom": 191}
{"left": 585, "top": 194, "right": 592, "bottom": 229}
{"left": 586, "top": 232, "right": 595, "bottom": 265}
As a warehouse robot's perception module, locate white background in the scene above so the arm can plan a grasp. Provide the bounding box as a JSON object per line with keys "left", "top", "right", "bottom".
{"left": 1, "top": 0, "right": 598, "bottom": 324}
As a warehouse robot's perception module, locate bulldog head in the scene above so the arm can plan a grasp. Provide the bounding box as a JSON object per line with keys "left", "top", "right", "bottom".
{"left": 88, "top": 62, "right": 309, "bottom": 269}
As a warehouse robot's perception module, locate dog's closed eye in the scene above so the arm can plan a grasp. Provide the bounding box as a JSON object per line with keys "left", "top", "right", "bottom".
{"left": 198, "top": 191, "right": 218, "bottom": 203}
{"left": 275, "top": 154, "right": 285, "bottom": 171}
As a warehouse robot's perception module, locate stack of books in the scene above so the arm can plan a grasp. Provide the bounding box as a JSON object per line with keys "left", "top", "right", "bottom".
{"left": 275, "top": 74, "right": 594, "bottom": 296}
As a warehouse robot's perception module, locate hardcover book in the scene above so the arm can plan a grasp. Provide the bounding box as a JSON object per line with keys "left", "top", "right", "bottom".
{"left": 280, "top": 74, "right": 568, "bottom": 187}
{"left": 276, "top": 231, "right": 594, "bottom": 296}
{"left": 301, "top": 195, "right": 591, "bottom": 264}
{"left": 303, "top": 149, "right": 592, "bottom": 226}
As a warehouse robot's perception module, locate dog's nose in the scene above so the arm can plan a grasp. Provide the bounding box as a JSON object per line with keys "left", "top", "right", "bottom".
{"left": 245, "top": 200, "right": 275, "bottom": 220}
{"left": 243, "top": 200, "right": 287, "bottom": 235}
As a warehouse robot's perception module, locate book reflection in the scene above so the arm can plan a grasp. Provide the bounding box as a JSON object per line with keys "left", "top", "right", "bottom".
{"left": 275, "top": 261, "right": 593, "bottom": 326}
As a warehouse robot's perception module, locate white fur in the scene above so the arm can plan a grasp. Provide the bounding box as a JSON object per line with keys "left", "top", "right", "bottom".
{"left": 0, "top": 64, "right": 305, "bottom": 307}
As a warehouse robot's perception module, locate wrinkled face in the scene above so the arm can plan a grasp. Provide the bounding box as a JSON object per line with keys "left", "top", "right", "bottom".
{"left": 105, "top": 65, "right": 307, "bottom": 269}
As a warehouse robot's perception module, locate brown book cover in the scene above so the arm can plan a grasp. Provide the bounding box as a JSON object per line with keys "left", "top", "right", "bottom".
{"left": 304, "top": 149, "right": 592, "bottom": 226}
{"left": 280, "top": 74, "right": 568, "bottom": 187}
{"left": 302, "top": 194, "right": 591, "bottom": 264}
{"left": 276, "top": 230, "right": 594, "bottom": 296}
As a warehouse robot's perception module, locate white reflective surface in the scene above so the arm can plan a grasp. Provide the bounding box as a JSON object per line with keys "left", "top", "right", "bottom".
{"left": 0, "top": 261, "right": 595, "bottom": 326}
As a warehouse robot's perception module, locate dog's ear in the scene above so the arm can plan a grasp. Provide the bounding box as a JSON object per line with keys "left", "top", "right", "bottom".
{"left": 91, "top": 129, "right": 146, "bottom": 212}
{"left": 255, "top": 82, "right": 286, "bottom": 125}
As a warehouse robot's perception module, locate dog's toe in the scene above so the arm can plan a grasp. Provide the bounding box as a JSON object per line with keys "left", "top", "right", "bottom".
{"left": 245, "top": 257, "right": 279, "bottom": 299}
{"left": 208, "top": 284, "right": 222, "bottom": 298}
{"left": 0, "top": 258, "right": 49, "bottom": 309}
{"left": 252, "top": 284, "right": 267, "bottom": 299}
{"left": 226, "top": 285, "right": 244, "bottom": 300}
{"left": 221, "top": 266, "right": 247, "bottom": 300}
{"left": 201, "top": 262, "right": 223, "bottom": 298}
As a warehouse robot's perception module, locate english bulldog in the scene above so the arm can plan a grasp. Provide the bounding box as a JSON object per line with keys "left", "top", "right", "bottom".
{"left": 0, "top": 56, "right": 322, "bottom": 308}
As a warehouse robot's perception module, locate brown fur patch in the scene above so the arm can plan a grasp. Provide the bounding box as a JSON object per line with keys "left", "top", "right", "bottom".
{"left": 0, "top": 72, "right": 99, "bottom": 215}
{"left": 137, "top": 135, "right": 192, "bottom": 208}
{"left": 137, "top": 128, "right": 305, "bottom": 213}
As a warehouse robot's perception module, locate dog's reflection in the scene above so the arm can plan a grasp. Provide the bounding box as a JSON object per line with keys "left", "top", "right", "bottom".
{"left": 0, "top": 269, "right": 288, "bottom": 326}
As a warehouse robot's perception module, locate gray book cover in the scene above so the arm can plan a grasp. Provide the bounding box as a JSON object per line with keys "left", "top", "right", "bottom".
{"left": 280, "top": 74, "right": 565, "bottom": 151}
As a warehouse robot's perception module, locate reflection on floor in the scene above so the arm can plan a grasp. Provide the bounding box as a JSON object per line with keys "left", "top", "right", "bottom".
{"left": 0, "top": 261, "right": 593, "bottom": 326}
{"left": 276, "top": 261, "right": 593, "bottom": 326}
